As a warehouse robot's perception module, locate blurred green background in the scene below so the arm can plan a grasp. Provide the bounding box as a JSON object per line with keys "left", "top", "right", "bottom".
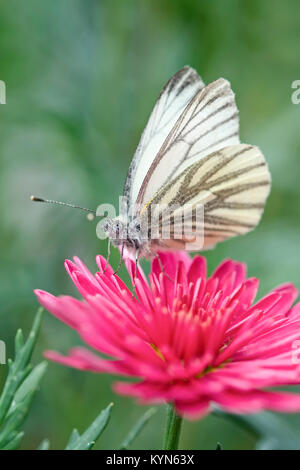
{"left": 0, "top": 0, "right": 300, "bottom": 450}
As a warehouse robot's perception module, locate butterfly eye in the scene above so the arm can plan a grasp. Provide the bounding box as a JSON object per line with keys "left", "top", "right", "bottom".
{"left": 115, "top": 221, "right": 123, "bottom": 234}
{"left": 135, "top": 223, "right": 141, "bottom": 232}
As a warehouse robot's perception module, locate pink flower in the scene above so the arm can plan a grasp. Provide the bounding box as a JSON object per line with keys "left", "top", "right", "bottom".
{"left": 35, "top": 252, "right": 300, "bottom": 419}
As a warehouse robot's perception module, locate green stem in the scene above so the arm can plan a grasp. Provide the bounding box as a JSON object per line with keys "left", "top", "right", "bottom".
{"left": 163, "top": 403, "right": 183, "bottom": 450}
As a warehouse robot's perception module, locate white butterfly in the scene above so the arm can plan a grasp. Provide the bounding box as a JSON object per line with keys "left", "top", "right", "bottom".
{"left": 103, "top": 66, "right": 271, "bottom": 261}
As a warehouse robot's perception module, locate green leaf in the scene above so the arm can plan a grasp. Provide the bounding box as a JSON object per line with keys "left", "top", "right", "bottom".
{"left": 119, "top": 407, "right": 157, "bottom": 450}
{"left": 0, "top": 307, "right": 43, "bottom": 426}
{"left": 1, "top": 432, "right": 24, "bottom": 450}
{"left": 246, "top": 413, "right": 300, "bottom": 450}
{"left": 0, "top": 392, "right": 34, "bottom": 448}
{"left": 37, "top": 439, "right": 50, "bottom": 450}
{"left": 66, "top": 429, "right": 81, "bottom": 449}
{"left": 65, "top": 402, "right": 113, "bottom": 450}
{"left": 213, "top": 409, "right": 300, "bottom": 450}
{"left": 0, "top": 309, "right": 45, "bottom": 450}
{"left": 9, "top": 361, "right": 48, "bottom": 415}
{"left": 14, "top": 330, "right": 24, "bottom": 355}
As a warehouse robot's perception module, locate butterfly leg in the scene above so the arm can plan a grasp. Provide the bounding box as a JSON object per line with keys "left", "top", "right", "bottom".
{"left": 153, "top": 252, "right": 174, "bottom": 283}
{"left": 104, "top": 239, "right": 111, "bottom": 273}
{"left": 131, "top": 248, "right": 139, "bottom": 297}
{"left": 114, "top": 243, "right": 125, "bottom": 275}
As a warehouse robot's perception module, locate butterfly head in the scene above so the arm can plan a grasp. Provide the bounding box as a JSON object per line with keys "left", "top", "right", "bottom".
{"left": 103, "top": 215, "right": 145, "bottom": 251}
{"left": 102, "top": 217, "right": 124, "bottom": 244}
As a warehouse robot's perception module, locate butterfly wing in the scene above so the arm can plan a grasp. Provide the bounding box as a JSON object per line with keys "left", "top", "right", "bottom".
{"left": 123, "top": 66, "right": 205, "bottom": 213}
{"left": 136, "top": 77, "right": 241, "bottom": 212}
{"left": 140, "top": 144, "right": 271, "bottom": 252}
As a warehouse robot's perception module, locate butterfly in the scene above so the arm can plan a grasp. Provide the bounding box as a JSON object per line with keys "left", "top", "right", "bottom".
{"left": 101, "top": 66, "right": 271, "bottom": 263}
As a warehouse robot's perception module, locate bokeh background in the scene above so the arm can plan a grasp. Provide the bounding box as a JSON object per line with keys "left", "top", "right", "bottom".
{"left": 0, "top": 0, "right": 300, "bottom": 450}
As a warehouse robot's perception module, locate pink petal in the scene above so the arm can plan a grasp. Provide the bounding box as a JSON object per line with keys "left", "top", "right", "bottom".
{"left": 34, "top": 290, "right": 86, "bottom": 329}
{"left": 175, "top": 399, "right": 210, "bottom": 420}
{"left": 187, "top": 255, "right": 207, "bottom": 284}
{"left": 151, "top": 252, "right": 191, "bottom": 279}
{"left": 212, "top": 259, "right": 246, "bottom": 290}
{"left": 96, "top": 254, "right": 115, "bottom": 276}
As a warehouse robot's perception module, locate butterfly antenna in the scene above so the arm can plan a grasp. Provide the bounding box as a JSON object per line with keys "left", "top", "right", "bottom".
{"left": 30, "top": 195, "right": 96, "bottom": 217}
